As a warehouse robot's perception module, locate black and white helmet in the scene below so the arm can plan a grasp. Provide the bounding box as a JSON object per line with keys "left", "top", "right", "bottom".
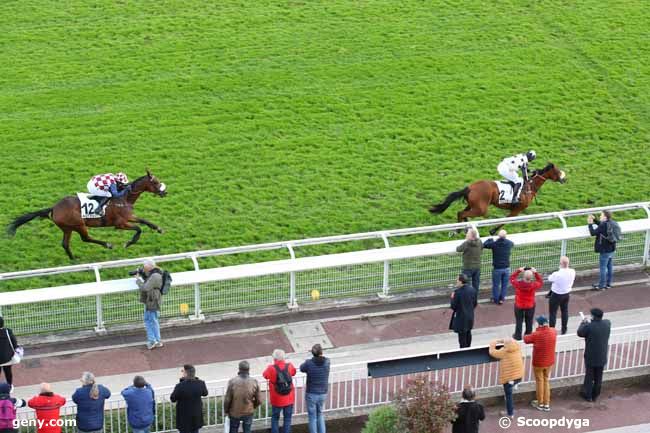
{"left": 526, "top": 150, "right": 536, "bottom": 162}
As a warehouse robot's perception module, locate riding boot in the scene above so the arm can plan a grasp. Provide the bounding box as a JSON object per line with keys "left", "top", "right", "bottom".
{"left": 511, "top": 183, "right": 521, "bottom": 205}
{"left": 94, "top": 197, "right": 110, "bottom": 215}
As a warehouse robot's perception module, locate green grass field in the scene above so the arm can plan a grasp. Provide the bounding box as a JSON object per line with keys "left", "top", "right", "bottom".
{"left": 2, "top": 0, "right": 649, "bottom": 275}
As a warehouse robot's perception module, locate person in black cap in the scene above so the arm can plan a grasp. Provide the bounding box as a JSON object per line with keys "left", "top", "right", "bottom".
{"left": 577, "top": 308, "right": 611, "bottom": 402}
{"left": 450, "top": 274, "right": 478, "bottom": 348}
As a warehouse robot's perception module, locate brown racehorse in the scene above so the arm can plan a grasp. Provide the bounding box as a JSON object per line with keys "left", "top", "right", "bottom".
{"left": 429, "top": 163, "right": 566, "bottom": 235}
{"left": 7, "top": 170, "right": 167, "bottom": 259}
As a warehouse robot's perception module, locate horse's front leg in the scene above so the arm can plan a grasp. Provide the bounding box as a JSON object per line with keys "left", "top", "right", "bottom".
{"left": 129, "top": 216, "right": 164, "bottom": 234}
{"left": 118, "top": 223, "right": 143, "bottom": 248}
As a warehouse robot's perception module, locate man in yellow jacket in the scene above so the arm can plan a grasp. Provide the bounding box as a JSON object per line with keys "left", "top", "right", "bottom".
{"left": 489, "top": 338, "right": 524, "bottom": 418}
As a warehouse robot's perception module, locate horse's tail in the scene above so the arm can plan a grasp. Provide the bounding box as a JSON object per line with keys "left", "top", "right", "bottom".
{"left": 429, "top": 187, "right": 469, "bottom": 214}
{"left": 6, "top": 207, "right": 52, "bottom": 236}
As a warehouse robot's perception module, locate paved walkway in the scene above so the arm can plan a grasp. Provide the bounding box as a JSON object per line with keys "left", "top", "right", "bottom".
{"left": 8, "top": 270, "right": 650, "bottom": 432}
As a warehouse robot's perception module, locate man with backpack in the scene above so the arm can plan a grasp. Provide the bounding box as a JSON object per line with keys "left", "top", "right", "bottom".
{"left": 263, "top": 350, "right": 296, "bottom": 433}
{"left": 0, "top": 381, "right": 26, "bottom": 433}
{"left": 224, "top": 361, "right": 261, "bottom": 433}
{"left": 588, "top": 211, "right": 621, "bottom": 291}
{"left": 136, "top": 259, "right": 172, "bottom": 350}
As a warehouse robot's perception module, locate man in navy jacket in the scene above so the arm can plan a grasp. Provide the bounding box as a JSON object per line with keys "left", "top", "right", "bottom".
{"left": 483, "top": 230, "right": 514, "bottom": 304}
{"left": 300, "top": 344, "right": 330, "bottom": 433}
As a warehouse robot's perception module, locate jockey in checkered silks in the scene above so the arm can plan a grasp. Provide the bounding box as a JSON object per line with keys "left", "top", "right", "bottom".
{"left": 86, "top": 172, "right": 131, "bottom": 215}
{"left": 497, "top": 150, "right": 536, "bottom": 205}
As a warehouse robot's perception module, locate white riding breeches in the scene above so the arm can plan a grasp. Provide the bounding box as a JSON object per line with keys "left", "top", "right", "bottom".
{"left": 87, "top": 180, "right": 112, "bottom": 197}
{"left": 497, "top": 163, "right": 523, "bottom": 184}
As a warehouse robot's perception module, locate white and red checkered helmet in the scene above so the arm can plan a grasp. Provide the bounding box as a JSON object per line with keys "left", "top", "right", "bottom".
{"left": 115, "top": 172, "right": 129, "bottom": 184}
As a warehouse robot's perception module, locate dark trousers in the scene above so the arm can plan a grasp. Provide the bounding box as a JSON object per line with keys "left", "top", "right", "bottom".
{"left": 457, "top": 330, "right": 472, "bottom": 348}
{"left": 463, "top": 268, "right": 481, "bottom": 291}
{"left": 514, "top": 306, "right": 535, "bottom": 340}
{"left": 271, "top": 405, "right": 293, "bottom": 433}
{"left": 583, "top": 366, "right": 604, "bottom": 400}
{"left": 230, "top": 414, "right": 253, "bottom": 433}
{"left": 0, "top": 366, "right": 12, "bottom": 385}
{"left": 549, "top": 292, "right": 570, "bottom": 333}
{"left": 503, "top": 382, "right": 514, "bottom": 416}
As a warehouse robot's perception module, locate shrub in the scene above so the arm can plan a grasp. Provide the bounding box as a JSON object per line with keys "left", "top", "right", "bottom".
{"left": 394, "top": 376, "right": 457, "bottom": 433}
{"left": 362, "top": 405, "right": 400, "bottom": 433}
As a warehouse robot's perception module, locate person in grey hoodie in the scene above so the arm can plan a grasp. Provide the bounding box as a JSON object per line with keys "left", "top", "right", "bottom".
{"left": 300, "top": 345, "right": 330, "bottom": 433}
{"left": 456, "top": 229, "right": 483, "bottom": 291}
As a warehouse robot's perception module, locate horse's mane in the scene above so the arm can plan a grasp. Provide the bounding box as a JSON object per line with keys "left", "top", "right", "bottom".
{"left": 532, "top": 163, "right": 555, "bottom": 177}
{"left": 130, "top": 175, "right": 149, "bottom": 186}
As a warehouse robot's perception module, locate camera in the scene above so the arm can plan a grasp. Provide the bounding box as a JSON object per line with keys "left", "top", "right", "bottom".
{"left": 129, "top": 267, "right": 145, "bottom": 278}
{"left": 523, "top": 266, "right": 532, "bottom": 271}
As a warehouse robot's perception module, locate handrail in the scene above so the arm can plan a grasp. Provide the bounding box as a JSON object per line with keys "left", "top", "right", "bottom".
{"left": 2, "top": 201, "right": 648, "bottom": 281}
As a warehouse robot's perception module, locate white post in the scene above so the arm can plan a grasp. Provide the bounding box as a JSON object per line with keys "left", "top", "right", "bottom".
{"left": 557, "top": 214, "right": 569, "bottom": 257}
{"left": 379, "top": 233, "right": 391, "bottom": 299}
{"left": 189, "top": 255, "right": 205, "bottom": 320}
{"left": 93, "top": 266, "right": 106, "bottom": 334}
{"left": 642, "top": 205, "right": 650, "bottom": 266}
{"left": 287, "top": 244, "right": 298, "bottom": 309}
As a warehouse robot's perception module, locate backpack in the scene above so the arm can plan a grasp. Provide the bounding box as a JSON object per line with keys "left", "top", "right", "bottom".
{"left": 0, "top": 399, "right": 16, "bottom": 430}
{"left": 160, "top": 270, "right": 172, "bottom": 295}
{"left": 604, "top": 220, "right": 622, "bottom": 243}
{"left": 273, "top": 365, "right": 293, "bottom": 396}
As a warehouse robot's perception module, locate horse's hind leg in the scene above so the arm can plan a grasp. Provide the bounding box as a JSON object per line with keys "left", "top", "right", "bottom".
{"left": 77, "top": 226, "right": 113, "bottom": 250}
{"left": 129, "top": 216, "right": 163, "bottom": 234}
{"left": 61, "top": 230, "right": 74, "bottom": 260}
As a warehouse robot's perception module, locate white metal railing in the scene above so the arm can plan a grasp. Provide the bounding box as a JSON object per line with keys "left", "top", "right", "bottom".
{"left": 14, "top": 323, "right": 650, "bottom": 433}
{"left": 1, "top": 202, "right": 649, "bottom": 335}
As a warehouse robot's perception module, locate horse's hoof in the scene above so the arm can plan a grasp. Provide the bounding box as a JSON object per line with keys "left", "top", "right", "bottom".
{"left": 157, "top": 228, "right": 164, "bottom": 234}
{"left": 124, "top": 242, "right": 132, "bottom": 248}
{"left": 106, "top": 243, "right": 113, "bottom": 250}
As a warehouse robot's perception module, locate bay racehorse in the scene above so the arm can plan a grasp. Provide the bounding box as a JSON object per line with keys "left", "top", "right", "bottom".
{"left": 429, "top": 163, "right": 566, "bottom": 235}
{"left": 7, "top": 170, "right": 167, "bottom": 259}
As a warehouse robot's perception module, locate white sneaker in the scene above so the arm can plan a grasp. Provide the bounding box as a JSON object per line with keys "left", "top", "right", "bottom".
{"left": 9, "top": 385, "right": 14, "bottom": 394}
{"left": 146, "top": 342, "right": 155, "bottom": 350}
{"left": 155, "top": 341, "right": 164, "bottom": 348}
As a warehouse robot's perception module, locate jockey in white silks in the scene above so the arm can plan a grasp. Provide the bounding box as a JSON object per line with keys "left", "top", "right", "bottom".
{"left": 497, "top": 150, "right": 536, "bottom": 204}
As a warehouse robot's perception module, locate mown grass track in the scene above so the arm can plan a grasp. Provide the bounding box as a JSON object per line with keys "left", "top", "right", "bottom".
{"left": 1, "top": 1, "right": 649, "bottom": 277}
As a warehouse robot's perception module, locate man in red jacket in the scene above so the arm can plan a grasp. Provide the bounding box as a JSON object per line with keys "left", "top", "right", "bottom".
{"left": 263, "top": 349, "right": 297, "bottom": 433}
{"left": 510, "top": 267, "right": 543, "bottom": 340}
{"left": 28, "top": 383, "right": 67, "bottom": 433}
{"left": 524, "top": 316, "right": 557, "bottom": 412}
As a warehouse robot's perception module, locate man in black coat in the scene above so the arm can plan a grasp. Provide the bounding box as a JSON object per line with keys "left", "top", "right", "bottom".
{"left": 588, "top": 211, "right": 617, "bottom": 290}
{"left": 452, "top": 387, "right": 485, "bottom": 433}
{"left": 170, "top": 364, "right": 209, "bottom": 433}
{"left": 450, "top": 274, "right": 478, "bottom": 348}
{"left": 577, "top": 308, "right": 611, "bottom": 402}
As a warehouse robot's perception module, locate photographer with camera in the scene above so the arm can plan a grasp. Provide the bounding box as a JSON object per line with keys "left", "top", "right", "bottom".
{"left": 135, "top": 259, "right": 164, "bottom": 350}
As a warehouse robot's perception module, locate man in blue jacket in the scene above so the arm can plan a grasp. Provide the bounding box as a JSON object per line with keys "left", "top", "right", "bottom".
{"left": 121, "top": 376, "right": 155, "bottom": 433}
{"left": 483, "top": 230, "right": 514, "bottom": 304}
{"left": 588, "top": 211, "right": 617, "bottom": 290}
{"left": 72, "top": 372, "right": 111, "bottom": 433}
{"left": 300, "top": 344, "right": 330, "bottom": 433}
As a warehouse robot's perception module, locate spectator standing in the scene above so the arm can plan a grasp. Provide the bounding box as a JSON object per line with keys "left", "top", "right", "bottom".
{"left": 136, "top": 259, "right": 164, "bottom": 350}
{"left": 170, "top": 365, "right": 208, "bottom": 433}
{"left": 450, "top": 274, "right": 478, "bottom": 348}
{"left": 0, "top": 318, "right": 19, "bottom": 390}
{"left": 224, "top": 361, "right": 261, "bottom": 433}
{"left": 456, "top": 229, "right": 483, "bottom": 291}
{"left": 121, "top": 376, "right": 155, "bottom": 433}
{"left": 300, "top": 344, "right": 330, "bottom": 433}
{"left": 483, "top": 230, "right": 514, "bottom": 304}
{"left": 72, "top": 372, "right": 111, "bottom": 433}
{"left": 548, "top": 256, "right": 576, "bottom": 335}
{"left": 263, "top": 350, "right": 296, "bottom": 433}
{"left": 578, "top": 308, "right": 611, "bottom": 402}
{"left": 451, "top": 387, "right": 485, "bottom": 433}
{"left": 524, "top": 316, "right": 557, "bottom": 412}
{"left": 489, "top": 338, "right": 524, "bottom": 418}
{"left": 0, "top": 381, "right": 26, "bottom": 433}
{"left": 588, "top": 211, "right": 618, "bottom": 290}
{"left": 510, "top": 268, "right": 543, "bottom": 340}
{"left": 28, "top": 383, "right": 67, "bottom": 433}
